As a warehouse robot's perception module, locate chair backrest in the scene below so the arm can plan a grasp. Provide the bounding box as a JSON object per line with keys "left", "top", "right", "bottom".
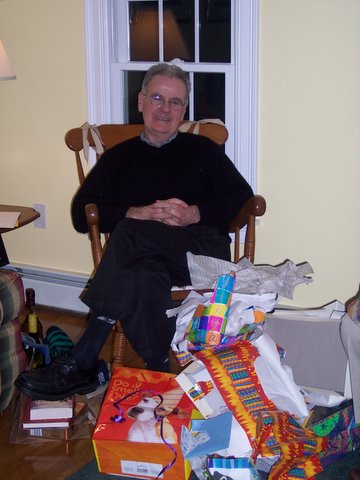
{"left": 65, "top": 121, "right": 228, "bottom": 186}
{"left": 65, "top": 122, "right": 265, "bottom": 270}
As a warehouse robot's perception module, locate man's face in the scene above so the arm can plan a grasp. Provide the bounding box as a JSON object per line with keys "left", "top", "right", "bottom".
{"left": 138, "top": 74, "right": 187, "bottom": 145}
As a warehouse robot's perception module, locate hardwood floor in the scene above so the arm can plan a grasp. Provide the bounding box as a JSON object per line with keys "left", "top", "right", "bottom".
{"left": 0, "top": 304, "right": 180, "bottom": 480}
{"left": 0, "top": 306, "right": 119, "bottom": 480}
{"left": 0, "top": 410, "right": 95, "bottom": 480}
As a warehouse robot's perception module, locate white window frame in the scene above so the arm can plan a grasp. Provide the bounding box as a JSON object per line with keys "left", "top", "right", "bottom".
{"left": 83, "top": 0, "right": 258, "bottom": 190}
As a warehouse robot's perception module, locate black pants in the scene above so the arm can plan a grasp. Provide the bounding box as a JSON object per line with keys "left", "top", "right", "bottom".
{"left": 82, "top": 218, "right": 230, "bottom": 361}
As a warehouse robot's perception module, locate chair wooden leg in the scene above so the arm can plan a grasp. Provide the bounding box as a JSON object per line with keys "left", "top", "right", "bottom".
{"left": 111, "top": 320, "right": 128, "bottom": 369}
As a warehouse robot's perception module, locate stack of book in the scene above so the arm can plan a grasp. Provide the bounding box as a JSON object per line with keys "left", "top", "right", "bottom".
{"left": 22, "top": 396, "right": 88, "bottom": 440}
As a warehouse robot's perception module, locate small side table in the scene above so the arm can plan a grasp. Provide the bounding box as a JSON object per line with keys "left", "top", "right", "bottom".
{"left": 0, "top": 205, "right": 40, "bottom": 266}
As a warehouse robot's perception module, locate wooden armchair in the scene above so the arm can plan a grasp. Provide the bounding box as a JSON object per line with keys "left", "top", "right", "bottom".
{"left": 65, "top": 122, "right": 266, "bottom": 368}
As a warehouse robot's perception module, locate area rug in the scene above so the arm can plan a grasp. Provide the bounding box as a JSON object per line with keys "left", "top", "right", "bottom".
{"left": 67, "top": 450, "right": 360, "bottom": 480}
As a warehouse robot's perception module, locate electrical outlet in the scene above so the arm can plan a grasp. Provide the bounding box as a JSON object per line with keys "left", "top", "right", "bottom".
{"left": 33, "top": 203, "right": 46, "bottom": 228}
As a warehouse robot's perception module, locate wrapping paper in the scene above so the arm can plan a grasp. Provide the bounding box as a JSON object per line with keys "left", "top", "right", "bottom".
{"left": 253, "top": 411, "right": 327, "bottom": 480}
{"left": 168, "top": 267, "right": 339, "bottom": 479}
{"left": 186, "top": 272, "right": 235, "bottom": 347}
{"left": 306, "top": 400, "right": 360, "bottom": 468}
{"left": 170, "top": 290, "right": 277, "bottom": 361}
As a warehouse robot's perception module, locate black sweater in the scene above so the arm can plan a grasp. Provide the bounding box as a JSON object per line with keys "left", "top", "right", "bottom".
{"left": 71, "top": 132, "right": 253, "bottom": 238}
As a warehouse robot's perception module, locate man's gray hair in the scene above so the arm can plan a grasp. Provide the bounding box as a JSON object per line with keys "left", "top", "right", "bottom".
{"left": 141, "top": 63, "right": 191, "bottom": 104}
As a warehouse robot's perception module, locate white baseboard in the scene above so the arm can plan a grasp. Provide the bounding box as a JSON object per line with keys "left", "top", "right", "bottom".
{"left": 4, "top": 264, "right": 90, "bottom": 313}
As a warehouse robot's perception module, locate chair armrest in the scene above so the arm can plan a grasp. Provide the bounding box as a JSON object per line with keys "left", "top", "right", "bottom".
{"left": 85, "top": 203, "right": 104, "bottom": 268}
{"left": 228, "top": 195, "right": 266, "bottom": 263}
{"left": 228, "top": 195, "right": 266, "bottom": 232}
{"left": 85, "top": 203, "right": 100, "bottom": 226}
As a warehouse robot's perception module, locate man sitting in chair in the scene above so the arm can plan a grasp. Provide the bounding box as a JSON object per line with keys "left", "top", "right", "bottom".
{"left": 15, "top": 63, "right": 253, "bottom": 400}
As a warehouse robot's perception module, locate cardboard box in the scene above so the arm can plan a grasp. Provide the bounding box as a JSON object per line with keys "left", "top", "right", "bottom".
{"left": 92, "top": 367, "right": 197, "bottom": 479}
{"left": 265, "top": 311, "right": 348, "bottom": 393}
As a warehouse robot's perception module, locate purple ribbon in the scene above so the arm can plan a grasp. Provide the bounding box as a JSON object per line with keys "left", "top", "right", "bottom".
{"left": 110, "top": 389, "right": 177, "bottom": 479}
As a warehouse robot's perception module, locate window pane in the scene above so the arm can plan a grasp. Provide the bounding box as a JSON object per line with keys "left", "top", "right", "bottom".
{"left": 199, "top": 0, "right": 231, "bottom": 62}
{"left": 194, "top": 72, "right": 225, "bottom": 121}
{"left": 124, "top": 71, "right": 145, "bottom": 123}
{"left": 129, "top": 1, "right": 159, "bottom": 61}
{"left": 164, "top": 1, "right": 194, "bottom": 62}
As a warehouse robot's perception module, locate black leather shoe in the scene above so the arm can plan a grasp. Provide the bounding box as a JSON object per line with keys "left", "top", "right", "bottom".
{"left": 14, "top": 354, "right": 99, "bottom": 400}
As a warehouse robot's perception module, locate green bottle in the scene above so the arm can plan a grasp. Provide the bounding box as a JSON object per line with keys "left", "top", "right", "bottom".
{"left": 27, "top": 313, "right": 45, "bottom": 369}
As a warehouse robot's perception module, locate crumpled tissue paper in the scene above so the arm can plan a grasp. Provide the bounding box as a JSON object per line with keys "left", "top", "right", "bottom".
{"left": 186, "top": 253, "right": 313, "bottom": 299}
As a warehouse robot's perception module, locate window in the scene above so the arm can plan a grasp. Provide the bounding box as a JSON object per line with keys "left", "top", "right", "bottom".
{"left": 84, "top": 0, "right": 258, "bottom": 189}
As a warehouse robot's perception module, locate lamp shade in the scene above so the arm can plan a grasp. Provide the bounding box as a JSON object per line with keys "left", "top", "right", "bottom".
{"left": 0, "top": 38, "right": 16, "bottom": 80}
{"left": 130, "top": 8, "right": 190, "bottom": 62}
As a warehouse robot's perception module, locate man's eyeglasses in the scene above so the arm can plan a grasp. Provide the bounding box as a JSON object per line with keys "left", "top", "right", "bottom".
{"left": 141, "top": 93, "right": 186, "bottom": 112}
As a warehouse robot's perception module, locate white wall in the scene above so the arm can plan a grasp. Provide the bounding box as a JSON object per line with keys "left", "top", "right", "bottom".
{"left": 0, "top": 0, "right": 359, "bottom": 309}
{"left": 0, "top": 0, "right": 90, "bottom": 274}
{"left": 257, "top": 0, "right": 360, "bottom": 306}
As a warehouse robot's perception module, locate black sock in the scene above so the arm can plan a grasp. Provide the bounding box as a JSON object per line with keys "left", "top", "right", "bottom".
{"left": 145, "top": 354, "right": 170, "bottom": 373}
{"left": 71, "top": 311, "right": 115, "bottom": 370}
